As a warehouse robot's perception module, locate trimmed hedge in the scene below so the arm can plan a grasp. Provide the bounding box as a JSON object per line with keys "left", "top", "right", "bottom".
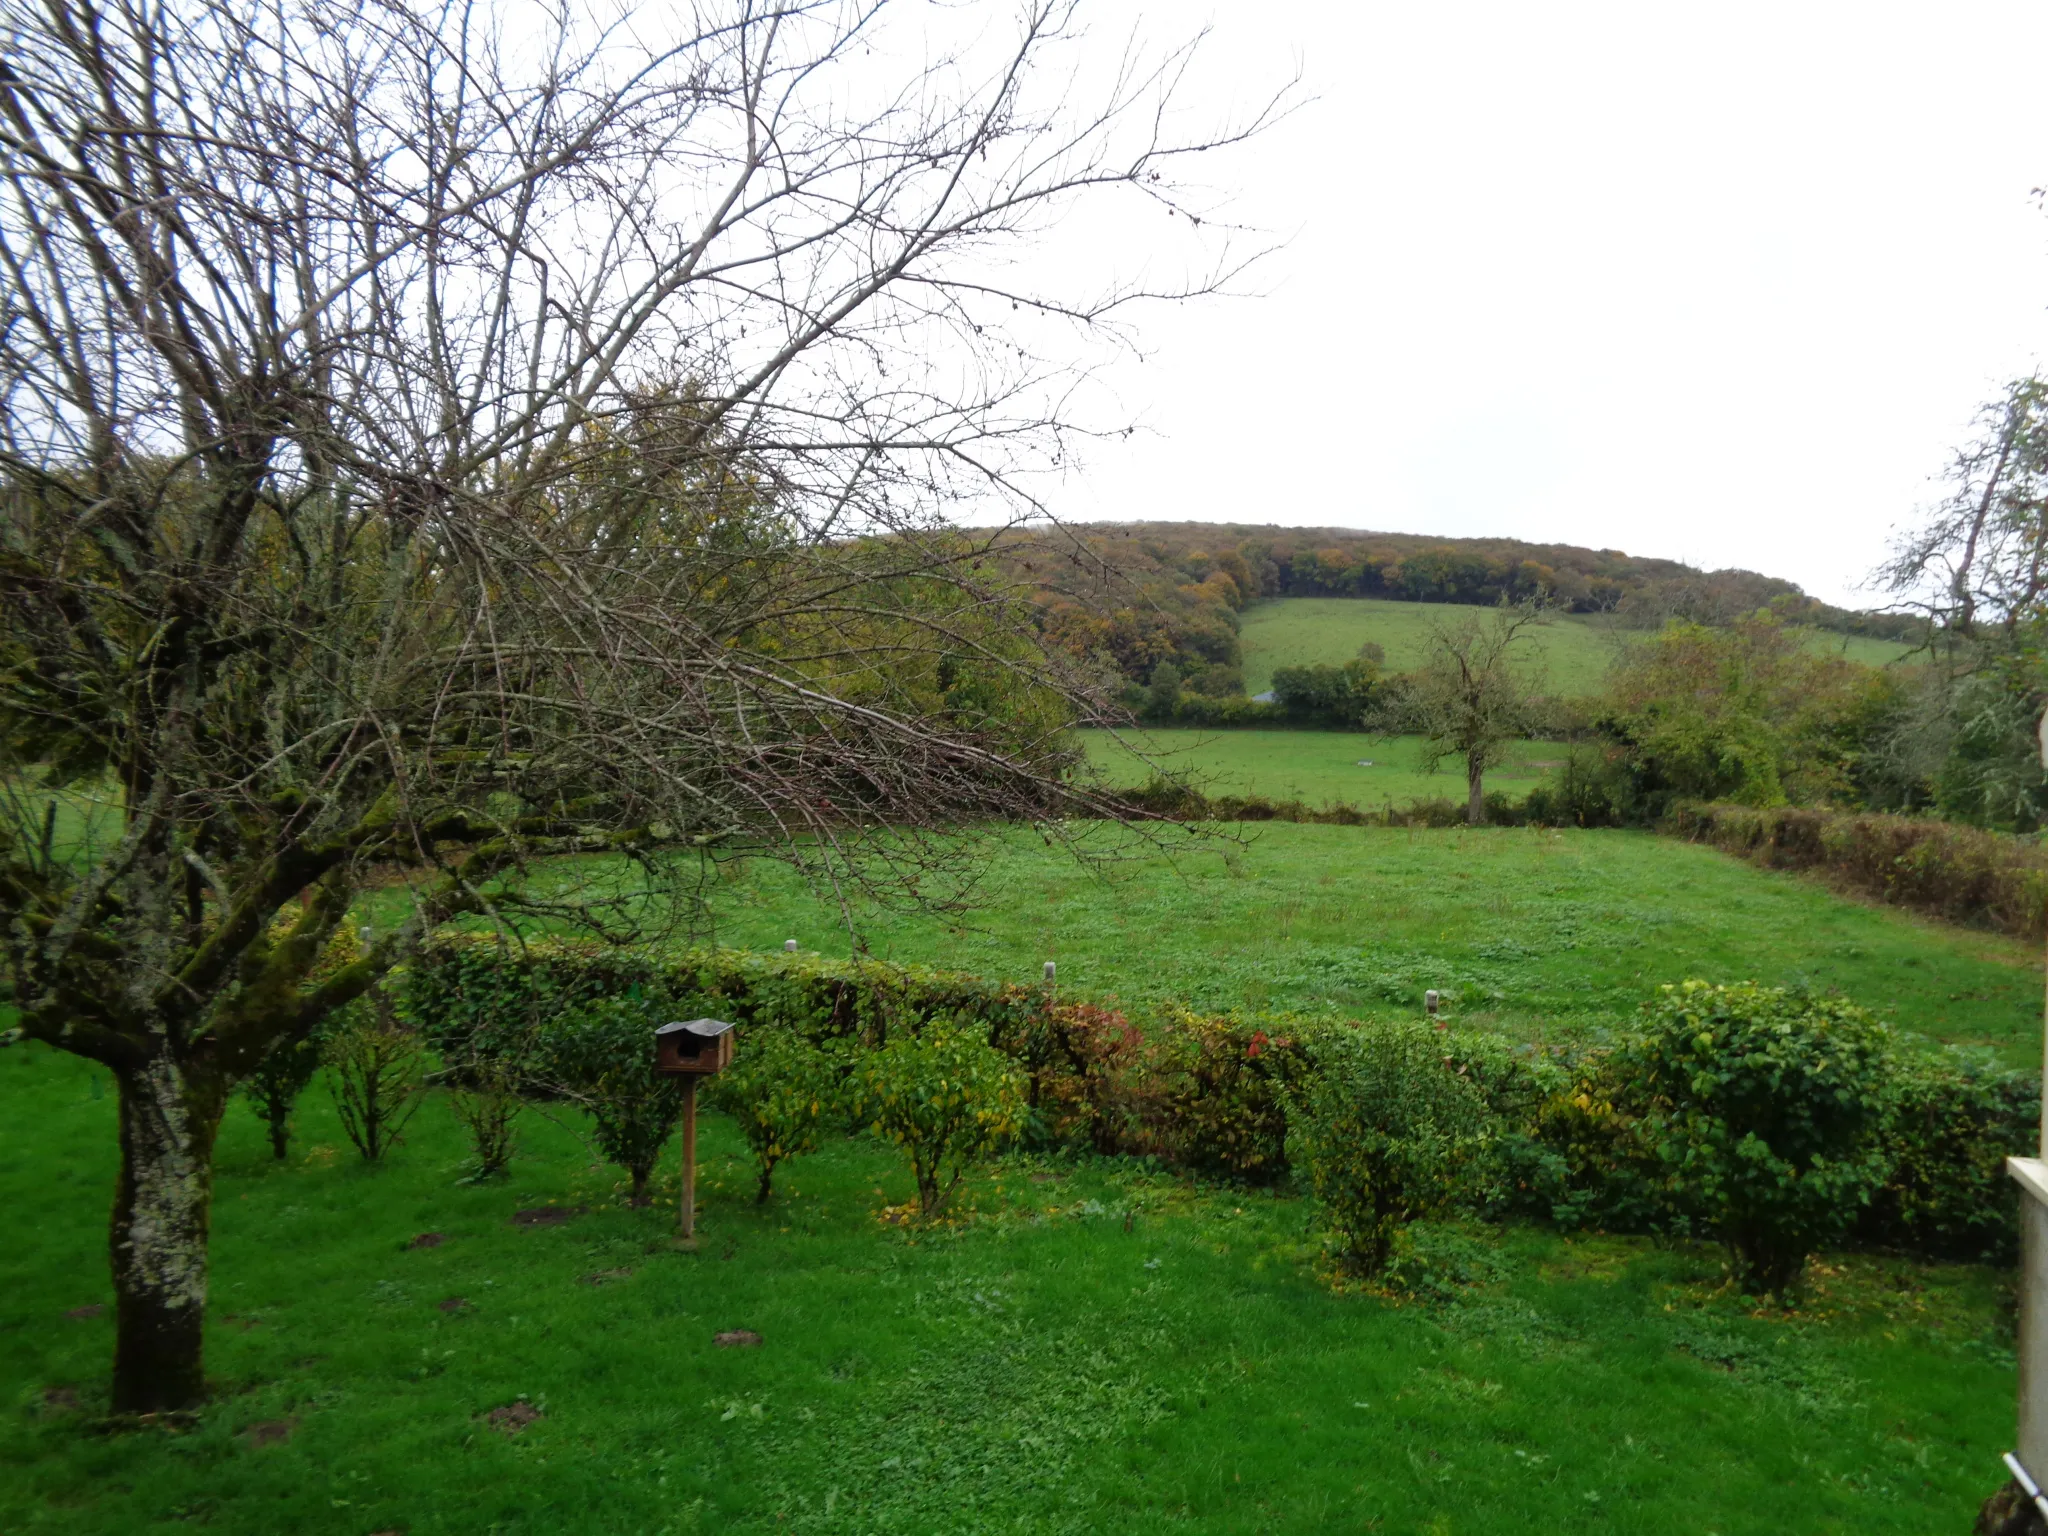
{"left": 1117, "top": 779, "right": 1498, "bottom": 829}
{"left": 1116, "top": 770, "right": 1618, "bottom": 831}
{"left": 401, "top": 938, "right": 2037, "bottom": 1264}
{"left": 1673, "top": 801, "right": 2048, "bottom": 941}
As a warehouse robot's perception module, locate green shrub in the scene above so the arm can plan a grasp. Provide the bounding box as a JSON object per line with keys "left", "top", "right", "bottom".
{"left": 403, "top": 940, "right": 2029, "bottom": 1266}
{"left": 539, "top": 995, "right": 685, "bottom": 1206}
{"left": 1857, "top": 1046, "right": 2036, "bottom": 1263}
{"left": 243, "top": 1018, "right": 336, "bottom": 1160}
{"left": 1286, "top": 1021, "right": 1492, "bottom": 1276}
{"left": 1621, "top": 980, "right": 1895, "bottom": 1298}
{"left": 242, "top": 921, "right": 360, "bottom": 1159}
{"left": 855, "top": 1016, "right": 1026, "bottom": 1217}
{"left": 325, "top": 998, "right": 426, "bottom": 1162}
{"left": 1149, "top": 1008, "right": 1313, "bottom": 1182}
{"left": 446, "top": 1054, "right": 525, "bottom": 1181}
{"left": 1433, "top": 1031, "right": 1574, "bottom": 1218}
{"left": 1525, "top": 1055, "right": 1667, "bottom": 1233}
{"left": 703, "top": 1027, "right": 846, "bottom": 1202}
{"left": 1029, "top": 1002, "right": 1153, "bottom": 1155}
{"left": 1519, "top": 745, "right": 1626, "bottom": 829}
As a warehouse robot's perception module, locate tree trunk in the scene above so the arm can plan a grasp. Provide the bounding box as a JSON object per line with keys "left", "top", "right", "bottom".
{"left": 267, "top": 1108, "right": 289, "bottom": 1162}
{"left": 628, "top": 1163, "right": 652, "bottom": 1207}
{"left": 1466, "top": 759, "right": 1485, "bottom": 825}
{"left": 111, "top": 1054, "right": 223, "bottom": 1415}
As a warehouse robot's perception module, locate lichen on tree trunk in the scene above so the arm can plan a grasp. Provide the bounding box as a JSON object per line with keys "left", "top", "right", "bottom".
{"left": 110, "top": 1054, "right": 223, "bottom": 1415}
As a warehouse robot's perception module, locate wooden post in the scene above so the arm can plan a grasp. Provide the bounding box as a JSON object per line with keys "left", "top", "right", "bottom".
{"left": 678, "top": 1076, "right": 699, "bottom": 1241}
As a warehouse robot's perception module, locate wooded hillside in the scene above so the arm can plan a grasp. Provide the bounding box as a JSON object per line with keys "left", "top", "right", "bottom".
{"left": 1002, "top": 522, "right": 1920, "bottom": 703}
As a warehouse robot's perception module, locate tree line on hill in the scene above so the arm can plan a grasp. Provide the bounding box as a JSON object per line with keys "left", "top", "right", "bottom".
{"left": 1106, "top": 375, "right": 2048, "bottom": 839}
{"left": 1032, "top": 376, "right": 2048, "bottom": 837}
{"left": 996, "top": 522, "right": 1922, "bottom": 706}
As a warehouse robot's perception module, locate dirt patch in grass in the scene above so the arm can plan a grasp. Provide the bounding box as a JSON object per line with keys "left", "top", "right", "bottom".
{"left": 579, "top": 1267, "right": 634, "bottom": 1287}
{"left": 244, "top": 1418, "right": 298, "bottom": 1448}
{"left": 65, "top": 1303, "right": 103, "bottom": 1320}
{"left": 486, "top": 1401, "right": 542, "bottom": 1435}
{"left": 405, "top": 1232, "right": 446, "bottom": 1250}
{"left": 438, "top": 1297, "right": 472, "bottom": 1315}
{"left": 715, "top": 1329, "right": 763, "bottom": 1348}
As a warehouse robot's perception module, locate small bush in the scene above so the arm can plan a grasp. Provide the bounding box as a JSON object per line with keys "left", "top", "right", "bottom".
{"left": 1520, "top": 745, "right": 1626, "bottom": 829}
{"left": 242, "top": 921, "right": 362, "bottom": 1158}
{"left": 703, "top": 1027, "right": 845, "bottom": 1202}
{"left": 244, "top": 1020, "right": 335, "bottom": 1160}
{"left": 447, "top": 1055, "right": 526, "bottom": 1181}
{"left": 540, "top": 995, "right": 685, "bottom": 1206}
{"left": 1149, "top": 1008, "right": 1312, "bottom": 1182}
{"left": 1434, "top": 1031, "right": 1574, "bottom": 1219}
{"left": 1526, "top": 1061, "right": 1666, "bottom": 1232}
{"left": 325, "top": 996, "right": 426, "bottom": 1162}
{"left": 855, "top": 1016, "right": 1026, "bottom": 1217}
{"left": 1621, "top": 980, "right": 1895, "bottom": 1298}
{"left": 1857, "top": 1046, "right": 2036, "bottom": 1263}
{"left": 1286, "top": 1021, "right": 1492, "bottom": 1276}
{"left": 1029, "top": 1002, "right": 1152, "bottom": 1155}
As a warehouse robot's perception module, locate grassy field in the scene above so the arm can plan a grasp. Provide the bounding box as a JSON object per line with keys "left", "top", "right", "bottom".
{"left": 1080, "top": 728, "right": 1567, "bottom": 807}
{"left": 1, "top": 1045, "right": 2016, "bottom": 1535}
{"left": 1237, "top": 598, "right": 1917, "bottom": 697}
{"left": 688, "top": 823, "right": 2041, "bottom": 1063}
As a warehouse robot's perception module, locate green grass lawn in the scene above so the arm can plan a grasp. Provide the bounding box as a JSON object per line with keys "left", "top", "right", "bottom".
{"left": 1236, "top": 598, "right": 1917, "bottom": 697}
{"left": 1, "top": 1045, "right": 2016, "bottom": 1535}
{"left": 686, "top": 823, "right": 2042, "bottom": 1062}
{"left": 1080, "top": 728, "right": 1566, "bottom": 807}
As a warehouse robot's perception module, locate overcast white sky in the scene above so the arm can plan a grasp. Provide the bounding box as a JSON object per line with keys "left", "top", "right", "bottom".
{"left": 1050, "top": 0, "right": 2048, "bottom": 609}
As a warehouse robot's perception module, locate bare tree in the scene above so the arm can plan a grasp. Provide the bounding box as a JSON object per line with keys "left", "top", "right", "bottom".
{"left": 1409, "top": 602, "right": 1549, "bottom": 825}
{"left": 1876, "top": 375, "right": 2048, "bottom": 826}
{"left": 1882, "top": 376, "right": 2048, "bottom": 644}
{"left": 0, "top": 0, "right": 1282, "bottom": 1413}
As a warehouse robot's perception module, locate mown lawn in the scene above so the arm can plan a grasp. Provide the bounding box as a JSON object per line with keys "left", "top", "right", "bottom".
{"left": 0, "top": 1046, "right": 2015, "bottom": 1535}
{"left": 1235, "top": 597, "right": 1916, "bottom": 697}
{"left": 688, "top": 823, "right": 2042, "bottom": 1062}
{"left": 1079, "top": 728, "right": 1568, "bottom": 807}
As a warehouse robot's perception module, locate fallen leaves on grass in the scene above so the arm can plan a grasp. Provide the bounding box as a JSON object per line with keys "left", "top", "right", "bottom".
{"left": 579, "top": 1267, "right": 634, "bottom": 1287}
